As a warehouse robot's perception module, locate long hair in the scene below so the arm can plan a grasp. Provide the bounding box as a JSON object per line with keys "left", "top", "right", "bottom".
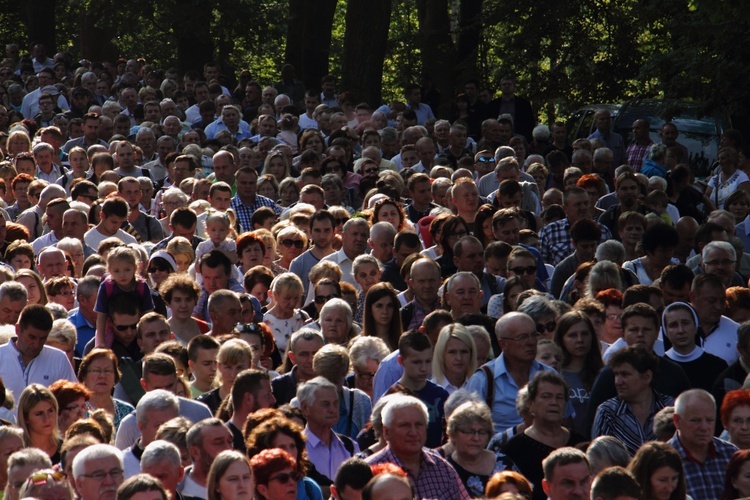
{"left": 362, "top": 282, "right": 402, "bottom": 350}
{"left": 431, "top": 324, "right": 477, "bottom": 389}
{"left": 207, "top": 450, "right": 252, "bottom": 500}
{"left": 553, "top": 311, "right": 603, "bottom": 390}
{"left": 628, "top": 441, "right": 686, "bottom": 500}
{"left": 18, "top": 384, "right": 61, "bottom": 451}
{"left": 721, "top": 449, "right": 750, "bottom": 500}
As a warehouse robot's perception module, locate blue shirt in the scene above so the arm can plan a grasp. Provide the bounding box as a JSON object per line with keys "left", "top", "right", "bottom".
{"left": 372, "top": 350, "right": 402, "bottom": 403}
{"left": 588, "top": 129, "right": 625, "bottom": 167}
{"left": 69, "top": 308, "right": 95, "bottom": 356}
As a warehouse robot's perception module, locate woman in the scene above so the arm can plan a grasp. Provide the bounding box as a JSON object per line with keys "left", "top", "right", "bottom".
{"left": 435, "top": 215, "right": 470, "bottom": 278}
{"left": 475, "top": 204, "right": 497, "bottom": 249}
{"left": 262, "top": 150, "right": 291, "bottom": 184}
{"left": 57, "top": 238, "right": 85, "bottom": 278}
{"left": 706, "top": 146, "right": 750, "bottom": 209}
{"left": 502, "top": 371, "right": 585, "bottom": 500}
{"left": 361, "top": 283, "right": 401, "bottom": 351}
{"left": 274, "top": 226, "right": 308, "bottom": 274}
{"left": 207, "top": 450, "right": 254, "bottom": 500}
{"left": 628, "top": 441, "right": 687, "bottom": 500}
{"left": 278, "top": 178, "right": 300, "bottom": 208}
{"left": 18, "top": 469, "right": 74, "bottom": 500}
{"left": 4, "top": 241, "right": 34, "bottom": 271}
{"left": 299, "top": 129, "right": 325, "bottom": 156}
{"left": 7, "top": 130, "right": 30, "bottom": 157}
{"left": 147, "top": 250, "right": 177, "bottom": 289}
{"left": 488, "top": 276, "right": 530, "bottom": 318}
{"left": 592, "top": 347, "right": 673, "bottom": 455}
{"left": 721, "top": 449, "right": 750, "bottom": 500}
{"left": 431, "top": 324, "right": 478, "bottom": 394}
{"left": 78, "top": 348, "right": 135, "bottom": 431}
{"left": 623, "top": 223, "right": 679, "bottom": 285}
{"left": 44, "top": 276, "right": 76, "bottom": 310}
{"left": 720, "top": 389, "right": 750, "bottom": 450}
{"left": 527, "top": 163, "right": 549, "bottom": 198}
{"left": 617, "top": 211, "right": 647, "bottom": 262}
{"left": 485, "top": 471, "right": 533, "bottom": 499}
{"left": 725, "top": 190, "right": 750, "bottom": 225}
{"left": 160, "top": 273, "right": 210, "bottom": 343}
{"left": 18, "top": 384, "right": 62, "bottom": 463}
{"left": 726, "top": 286, "right": 750, "bottom": 324}
{"left": 517, "top": 295, "right": 558, "bottom": 340}
{"left": 236, "top": 232, "right": 266, "bottom": 274}
{"left": 446, "top": 401, "right": 517, "bottom": 498}
{"left": 553, "top": 311, "right": 603, "bottom": 437}
{"left": 249, "top": 448, "right": 302, "bottom": 500}
{"left": 49, "top": 380, "right": 90, "bottom": 435}
{"left": 166, "top": 236, "right": 195, "bottom": 273}
{"left": 47, "top": 319, "right": 78, "bottom": 368}
{"left": 370, "top": 198, "right": 409, "bottom": 233}
{"left": 319, "top": 299, "right": 358, "bottom": 346}
{"left": 15, "top": 269, "right": 47, "bottom": 305}
{"left": 346, "top": 336, "right": 389, "bottom": 400}
{"left": 595, "top": 288, "right": 624, "bottom": 349}
{"left": 257, "top": 174, "right": 280, "bottom": 201}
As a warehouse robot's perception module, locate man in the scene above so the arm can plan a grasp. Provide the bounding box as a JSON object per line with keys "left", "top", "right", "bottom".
{"left": 453, "top": 236, "right": 505, "bottom": 307}
{"left": 549, "top": 218, "right": 601, "bottom": 298}
{"left": 227, "top": 369, "right": 275, "bottom": 451}
{"left": 18, "top": 182, "right": 66, "bottom": 242}
{"left": 659, "top": 122, "right": 689, "bottom": 164}
{"left": 598, "top": 173, "right": 644, "bottom": 238}
{"left": 62, "top": 112, "right": 108, "bottom": 152}
{"left": 140, "top": 440, "right": 185, "bottom": 500}
{"left": 540, "top": 187, "right": 612, "bottom": 266}
{"left": 118, "top": 177, "right": 164, "bottom": 244}
{"left": 272, "top": 329, "right": 325, "bottom": 405}
{"left": 365, "top": 394, "right": 470, "bottom": 499}
{"left": 68, "top": 276, "right": 99, "bottom": 355}
{"left": 72, "top": 444, "right": 125, "bottom": 500}
{"left": 123, "top": 390, "right": 180, "bottom": 478}
{"left": 6, "top": 448, "right": 52, "bottom": 500}
{"left": 401, "top": 257, "right": 442, "bottom": 331}
{"left": 368, "top": 221, "right": 397, "bottom": 265}
{"left": 626, "top": 119, "right": 653, "bottom": 172}
{"left": 34, "top": 92, "right": 58, "bottom": 127}
{"left": 404, "top": 173, "right": 436, "bottom": 225}
{"left": 410, "top": 136, "right": 437, "bottom": 174}
{"left": 689, "top": 273, "right": 739, "bottom": 365}
{"left": 114, "top": 141, "right": 149, "bottom": 178}
{"left": 193, "top": 250, "right": 244, "bottom": 322}
{"left": 143, "top": 135, "right": 177, "bottom": 184}
{"left": 381, "top": 231, "right": 421, "bottom": 292}
{"left": 21, "top": 68, "right": 68, "bottom": 119}
{"left": 151, "top": 207, "right": 204, "bottom": 254}
{"left": 84, "top": 196, "right": 137, "bottom": 251}
{"left": 119, "top": 87, "right": 139, "bottom": 126}
{"left": 330, "top": 458, "right": 373, "bottom": 500}
{"left": 207, "top": 290, "right": 242, "bottom": 336}
{"left": 485, "top": 157, "right": 540, "bottom": 212}
{"left": 590, "top": 466, "right": 641, "bottom": 500}
{"left": 658, "top": 264, "right": 695, "bottom": 305}
{"left": 542, "top": 447, "right": 592, "bottom": 500}
{"left": 0, "top": 282, "right": 26, "bottom": 326}
{"left": 403, "top": 84, "right": 434, "bottom": 126}
{"left": 438, "top": 123, "right": 471, "bottom": 169}
{"left": 491, "top": 209, "right": 548, "bottom": 288}
{"left": 0, "top": 303, "right": 78, "bottom": 404}
{"left": 211, "top": 150, "right": 237, "bottom": 192}
{"left": 669, "top": 389, "right": 737, "bottom": 499}
{"left": 290, "top": 211, "right": 336, "bottom": 296}
{"left": 135, "top": 127, "right": 157, "bottom": 164}
{"left": 231, "top": 166, "right": 281, "bottom": 232}
{"left": 493, "top": 76, "right": 535, "bottom": 142}
{"left": 299, "top": 377, "right": 358, "bottom": 488}
{"left": 466, "top": 311, "right": 554, "bottom": 428}
{"left": 62, "top": 208, "right": 95, "bottom": 257}
{"left": 699, "top": 240, "right": 742, "bottom": 287}
{"left": 179, "top": 419, "right": 233, "bottom": 499}
{"left": 321, "top": 217, "right": 369, "bottom": 289}
{"left": 361, "top": 473, "right": 412, "bottom": 500}
{"left": 204, "top": 104, "right": 250, "bottom": 141}
{"left": 451, "top": 177, "right": 480, "bottom": 230}
{"left": 185, "top": 81, "right": 211, "bottom": 124}
{"left": 30, "top": 197, "right": 68, "bottom": 255}
{"left": 588, "top": 108, "right": 624, "bottom": 167}
{"left": 444, "top": 271, "right": 483, "bottom": 319}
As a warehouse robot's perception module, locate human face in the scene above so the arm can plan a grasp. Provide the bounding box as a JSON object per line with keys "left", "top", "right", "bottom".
{"left": 613, "top": 362, "right": 652, "bottom": 401}
{"left": 564, "top": 193, "right": 591, "bottom": 224}
{"left": 118, "top": 180, "right": 141, "bottom": 208}
{"left": 498, "top": 317, "right": 539, "bottom": 363}
{"left": 530, "top": 381, "right": 566, "bottom": 424}
{"left": 691, "top": 285, "right": 725, "bottom": 327}
{"left": 647, "top": 466, "right": 679, "bottom": 500}
{"left": 141, "top": 459, "right": 184, "bottom": 498}
{"left": 494, "top": 218, "right": 521, "bottom": 245}
{"left": 0, "top": 296, "right": 25, "bottom": 325}
{"left": 212, "top": 297, "right": 242, "bottom": 335}
{"left": 26, "top": 400, "right": 56, "bottom": 436}
{"left": 100, "top": 214, "right": 126, "bottom": 237}
{"left": 219, "top": 358, "right": 250, "bottom": 390}
{"left": 69, "top": 150, "right": 89, "bottom": 175}
{"left": 664, "top": 308, "right": 696, "bottom": 353}
{"left": 270, "top": 288, "right": 301, "bottom": 318}
{"left": 507, "top": 256, "right": 537, "bottom": 289}
{"left": 167, "top": 290, "right": 197, "bottom": 320}
{"left": 354, "top": 264, "right": 381, "bottom": 294}
{"left": 39, "top": 251, "right": 66, "bottom": 279}
{"left": 454, "top": 241, "right": 484, "bottom": 276}
{"left": 543, "top": 461, "right": 591, "bottom": 500}
{"left": 446, "top": 275, "right": 482, "bottom": 316}
{"left": 728, "top": 199, "right": 750, "bottom": 223}
{"left": 111, "top": 312, "right": 140, "bottom": 345}
{"left": 370, "top": 296, "right": 395, "bottom": 328}
{"left": 259, "top": 467, "right": 297, "bottom": 500}
{"left": 266, "top": 155, "right": 285, "bottom": 181}
{"left": 109, "top": 259, "right": 135, "bottom": 288}
{"left": 732, "top": 460, "right": 750, "bottom": 498}
{"left": 49, "top": 284, "right": 75, "bottom": 310}
{"left": 622, "top": 315, "right": 657, "bottom": 350}
{"left": 84, "top": 356, "right": 117, "bottom": 395}
{"left": 726, "top": 405, "right": 750, "bottom": 449}
{"left": 311, "top": 219, "right": 334, "bottom": 249}
{"left": 138, "top": 320, "right": 172, "bottom": 355}
{"left": 702, "top": 248, "right": 736, "bottom": 286}
{"left": 290, "top": 337, "right": 323, "bottom": 379}
{"left": 409, "top": 261, "right": 441, "bottom": 305}
{"left": 619, "top": 222, "right": 644, "bottom": 248}
{"left": 140, "top": 407, "right": 179, "bottom": 445}
{"left": 206, "top": 220, "right": 229, "bottom": 246}
{"left": 376, "top": 203, "right": 400, "bottom": 230}
{"left": 236, "top": 172, "right": 257, "bottom": 202}
{"left": 443, "top": 337, "right": 471, "bottom": 383}
{"left": 660, "top": 124, "right": 678, "bottom": 146}
{"left": 191, "top": 348, "right": 218, "bottom": 385}
{"left": 384, "top": 406, "right": 427, "bottom": 457}
{"left": 562, "top": 321, "right": 593, "bottom": 361}
{"left": 452, "top": 184, "right": 480, "bottom": 214}
{"left": 675, "top": 395, "right": 716, "bottom": 451}
{"left": 209, "top": 190, "right": 232, "bottom": 211}
{"left": 271, "top": 433, "right": 298, "bottom": 461}
{"left": 202, "top": 265, "right": 229, "bottom": 294}
{"left": 216, "top": 460, "right": 254, "bottom": 500}
{"left": 16, "top": 276, "right": 40, "bottom": 305}
{"left": 305, "top": 387, "right": 339, "bottom": 430}
{"left": 342, "top": 224, "right": 369, "bottom": 258}
{"left": 16, "top": 323, "right": 49, "bottom": 361}
{"left": 321, "top": 309, "right": 349, "bottom": 345}
{"left": 537, "top": 344, "right": 561, "bottom": 370}
{"left": 75, "top": 455, "right": 124, "bottom": 500}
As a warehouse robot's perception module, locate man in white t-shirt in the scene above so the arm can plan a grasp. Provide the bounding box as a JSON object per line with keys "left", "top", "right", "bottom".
{"left": 84, "top": 196, "right": 137, "bottom": 252}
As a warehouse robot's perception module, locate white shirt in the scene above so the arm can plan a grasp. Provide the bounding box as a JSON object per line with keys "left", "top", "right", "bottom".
{"left": 298, "top": 113, "right": 318, "bottom": 130}
{"left": 700, "top": 315, "right": 740, "bottom": 365}
{"left": 321, "top": 248, "right": 357, "bottom": 288}
{"left": 31, "top": 231, "right": 59, "bottom": 255}
{"left": 84, "top": 227, "right": 137, "bottom": 252}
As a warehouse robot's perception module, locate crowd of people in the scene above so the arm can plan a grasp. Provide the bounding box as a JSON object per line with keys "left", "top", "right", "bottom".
{"left": 0, "top": 42, "right": 749, "bottom": 499}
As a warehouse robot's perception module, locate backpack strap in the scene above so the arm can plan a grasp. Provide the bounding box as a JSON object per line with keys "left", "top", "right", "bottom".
{"left": 346, "top": 389, "right": 354, "bottom": 437}
{"left": 481, "top": 365, "right": 495, "bottom": 407}
{"left": 337, "top": 432, "right": 356, "bottom": 456}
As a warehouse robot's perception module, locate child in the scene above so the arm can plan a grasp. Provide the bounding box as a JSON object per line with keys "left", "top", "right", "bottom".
{"left": 187, "top": 335, "right": 220, "bottom": 398}
{"left": 195, "top": 209, "right": 237, "bottom": 264}
{"left": 276, "top": 114, "right": 299, "bottom": 153}
{"left": 263, "top": 273, "right": 310, "bottom": 355}
{"left": 536, "top": 339, "right": 562, "bottom": 371}
{"left": 644, "top": 190, "right": 673, "bottom": 226}
{"left": 94, "top": 246, "right": 155, "bottom": 347}
{"left": 388, "top": 331, "right": 448, "bottom": 448}
{"left": 59, "top": 146, "right": 89, "bottom": 194}
{"left": 352, "top": 254, "right": 382, "bottom": 324}
{"left": 196, "top": 338, "right": 253, "bottom": 415}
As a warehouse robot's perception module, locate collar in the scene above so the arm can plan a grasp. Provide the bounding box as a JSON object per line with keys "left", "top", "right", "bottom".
{"left": 666, "top": 346, "right": 704, "bottom": 363}
{"left": 677, "top": 434, "right": 716, "bottom": 464}
{"left": 132, "top": 439, "right": 144, "bottom": 460}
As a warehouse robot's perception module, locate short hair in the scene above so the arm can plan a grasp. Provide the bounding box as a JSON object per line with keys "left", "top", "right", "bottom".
{"left": 0, "top": 281, "right": 27, "bottom": 303}
{"left": 100, "top": 195, "right": 129, "bottom": 218}
{"left": 348, "top": 336, "right": 390, "bottom": 372}
{"left": 18, "top": 303, "right": 53, "bottom": 332}
{"left": 622, "top": 284, "right": 661, "bottom": 308}
{"left": 72, "top": 443, "right": 123, "bottom": 480}
{"left": 296, "top": 376, "right": 338, "bottom": 407}
{"left": 116, "top": 473, "right": 168, "bottom": 500}
{"left": 485, "top": 471, "right": 533, "bottom": 498}
{"left": 136, "top": 389, "right": 179, "bottom": 426}
{"left": 660, "top": 264, "right": 695, "bottom": 290}
{"left": 542, "top": 447, "right": 589, "bottom": 482}
{"left": 186, "top": 333, "right": 220, "bottom": 362}
{"left": 586, "top": 436, "right": 630, "bottom": 475}
{"left": 381, "top": 394, "right": 428, "bottom": 428}
{"left": 620, "top": 303, "right": 658, "bottom": 331}
{"left": 198, "top": 249, "right": 232, "bottom": 275}
{"left": 288, "top": 328, "right": 325, "bottom": 353}
{"left": 570, "top": 218, "right": 601, "bottom": 242}
{"left": 231, "top": 369, "right": 270, "bottom": 408}
{"left": 590, "top": 466, "right": 641, "bottom": 500}
{"left": 653, "top": 406, "right": 676, "bottom": 441}
{"left": 218, "top": 338, "right": 253, "bottom": 366}
{"left": 702, "top": 240, "right": 736, "bottom": 262}
{"left": 334, "top": 458, "right": 374, "bottom": 493}
{"left": 398, "top": 330, "right": 432, "bottom": 357}
{"left": 691, "top": 272, "right": 726, "bottom": 294}
{"left": 208, "top": 289, "right": 240, "bottom": 315}
{"left": 609, "top": 346, "right": 658, "bottom": 379}
{"left": 141, "top": 439, "right": 182, "bottom": 471}
{"left": 142, "top": 352, "right": 177, "bottom": 379}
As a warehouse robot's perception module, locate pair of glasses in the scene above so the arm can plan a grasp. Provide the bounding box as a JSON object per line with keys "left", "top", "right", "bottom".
{"left": 280, "top": 239, "right": 305, "bottom": 249}
{"left": 509, "top": 266, "right": 537, "bottom": 275}
{"left": 501, "top": 331, "right": 540, "bottom": 343}
{"left": 52, "top": 290, "right": 74, "bottom": 297}
{"left": 314, "top": 293, "right": 340, "bottom": 305}
{"left": 457, "top": 428, "right": 492, "bottom": 437}
{"left": 80, "top": 468, "right": 124, "bottom": 481}
{"left": 270, "top": 471, "right": 301, "bottom": 484}
{"left": 356, "top": 370, "right": 376, "bottom": 380}
{"left": 113, "top": 323, "right": 137, "bottom": 332}
{"left": 477, "top": 157, "right": 496, "bottom": 163}
{"left": 363, "top": 167, "right": 379, "bottom": 175}
{"left": 148, "top": 266, "right": 168, "bottom": 273}
{"left": 536, "top": 321, "right": 556, "bottom": 334}
{"left": 236, "top": 322, "right": 261, "bottom": 334}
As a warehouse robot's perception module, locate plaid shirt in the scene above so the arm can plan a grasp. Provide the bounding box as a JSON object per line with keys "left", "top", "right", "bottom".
{"left": 539, "top": 217, "right": 612, "bottom": 266}
{"left": 230, "top": 194, "right": 281, "bottom": 233}
{"left": 626, "top": 141, "right": 653, "bottom": 172}
{"left": 366, "top": 446, "right": 470, "bottom": 500}
{"left": 668, "top": 434, "right": 737, "bottom": 499}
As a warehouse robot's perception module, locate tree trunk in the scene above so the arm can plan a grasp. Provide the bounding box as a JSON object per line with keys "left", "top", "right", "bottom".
{"left": 174, "top": 0, "right": 214, "bottom": 72}
{"left": 23, "top": 0, "right": 56, "bottom": 53}
{"left": 455, "top": 0, "right": 483, "bottom": 84}
{"left": 415, "top": 0, "right": 456, "bottom": 117}
{"left": 285, "top": 0, "right": 337, "bottom": 90}
{"left": 341, "top": 0, "right": 392, "bottom": 105}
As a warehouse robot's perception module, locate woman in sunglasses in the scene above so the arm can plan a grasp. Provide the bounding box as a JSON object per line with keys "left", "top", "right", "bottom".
{"left": 273, "top": 226, "right": 308, "bottom": 274}
{"left": 517, "top": 295, "right": 559, "bottom": 341}
{"left": 249, "top": 448, "right": 303, "bottom": 500}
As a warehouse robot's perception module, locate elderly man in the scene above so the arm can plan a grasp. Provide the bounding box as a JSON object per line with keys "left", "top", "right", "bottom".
{"left": 588, "top": 108, "right": 624, "bottom": 167}
{"left": 206, "top": 290, "right": 242, "bottom": 336}
{"left": 0, "top": 282, "right": 27, "bottom": 326}
{"left": 230, "top": 166, "right": 281, "bottom": 232}
{"left": 179, "top": 418, "right": 233, "bottom": 498}
{"left": 17, "top": 183, "right": 66, "bottom": 241}
{"left": 444, "top": 271, "right": 484, "bottom": 319}
{"left": 298, "top": 377, "right": 358, "bottom": 491}
{"left": 466, "top": 311, "right": 554, "bottom": 429}
{"left": 485, "top": 157, "right": 541, "bottom": 212}
{"left": 272, "top": 329, "right": 325, "bottom": 405}
{"left": 5, "top": 448, "right": 52, "bottom": 500}
{"left": 322, "top": 217, "right": 369, "bottom": 289}
{"left": 227, "top": 369, "right": 275, "bottom": 451}
{"left": 72, "top": 444, "right": 125, "bottom": 500}
{"left": 453, "top": 236, "right": 505, "bottom": 307}
{"left": 689, "top": 273, "right": 739, "bottom": 365}
{"left": 37, "top": 247, "right": 67, "bottom": 281}
{"left": 0, "top": 304, "right": 77, "bottom": 402}
{"left": 69, "top": 275, "right": 99, "bottom": 355}
{"left": 140, "top": 440, "right": 184, "bottom": 500}
{"left": 368, "top": 221, "right": 397, "bottom": 265}
{"left": 542, "top": 447, "right": 592, "bottom": 500}
{"left": 365, "top": 394, "right": 469, "bottom": 499}
{"left": 697, "top": 240, "right": 743, "bottom": 287}
{"left": 123, "top": 390, "right": 180, "bottom": 479}
{"left": 669, "top": 389, "right": 737, "bottom": 499}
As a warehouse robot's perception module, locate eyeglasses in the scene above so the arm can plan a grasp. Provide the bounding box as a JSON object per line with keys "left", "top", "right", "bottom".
{"left": 509, "top": 265, "right": 537, "bottom": 275}
{"left": 501, "top": 331, "right": 540, "bottom": 343}
{"left": 476, "top": 157, "right": 496, "bottom": 163}
{"left": 363, "top": 167, "right": 379, "bottom": 175}
{"left": 704, "top": 259, "right": 736, "bottom": 267}
{"left": 51, "top": 290, "right": 74, "bottom": 297}
{"left": 113, "top": 322, "right": 138, "bottom": 332}
{"left": 89, "top": 368, "right": 115, "bottom": 376}
{"left": 606, "top": 314, "right": 621, "bottom": 321}
{"left": 536, "top": 321, "right": 556, "bottom": 334}
{"left": 731, "top": 416, "right": 750, "bottom": 428}
{"left": 356, "top": 370, "right": 376, "bottom": 380}
{"left": 148, "top": 266, "right": 168, "bottom": 273}
{"left": 236, "top": 322, "right": 261, "bottom": 334}
{"left": 280, "top": 239, "right": 305, "bottom": 249}
{"left": 325, "top": 166, "right": 341, "bottom": 173}
{"left": 269, "top": 471, "right": 300, "bottom": 484}
{"left": 80, "top": 468, "right": 124, "bottom": 481}
{"left": 314, "top": 293, "right": 340, "bottom": 305}
{"left": 457, "top": 428, "right": 492, "bottom": 438}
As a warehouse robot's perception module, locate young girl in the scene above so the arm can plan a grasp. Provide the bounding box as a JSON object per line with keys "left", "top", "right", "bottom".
{"left": 275, "top": 114, "right": 299, "bottom": 154}
{"left": 352, "top": 254, "right": 382, "bottom": 324}
{"left": 195, "top": 209, "right": 237, "bottom": 264}
{"left": 94, "top": 246, "right": 155, "bottom": 347}
{"left": 263, "top": 273, "right": 309, "bottom": 355}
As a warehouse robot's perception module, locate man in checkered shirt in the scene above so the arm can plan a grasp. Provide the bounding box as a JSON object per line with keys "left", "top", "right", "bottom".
{"left": 230, "top": 166, "right": 281, "bottom": 232}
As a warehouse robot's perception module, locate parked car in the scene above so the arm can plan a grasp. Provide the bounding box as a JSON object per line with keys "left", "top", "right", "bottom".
{"left": 567, "top": 104, "right": 621, "bottom": 142}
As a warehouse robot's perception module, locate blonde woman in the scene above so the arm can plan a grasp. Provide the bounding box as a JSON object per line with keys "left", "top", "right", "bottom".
{"left": 431, "top": 324, "right": 478, "bottom": 393}
{"left": 18, "top": 384, "right": 62, "bottom": 462}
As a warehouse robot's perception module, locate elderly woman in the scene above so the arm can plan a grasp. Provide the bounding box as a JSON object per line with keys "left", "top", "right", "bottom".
{"left": 720, "top": 390, "right": 750, "bottom": 450}
{"left": 57, "top": 237, "right": 85, "bottom": 278}
{"left": 431, "top": 324, "right": 478, "bottom": 394}
{"left": 166, "top": 236, "right": 195, "bottom": 273}
{"left": 517, "top": 295, "right": 559, "bottom": 340}
{"left": 623, "top": 223, "right": 679, "bottom": 285}
{"left": 249, "top": 449, "right": 301, "bottom": 500}
{"left": 447, "top": 401, "right": 517, "bottom": 498}
{"left": 49, "top": 380, "right": 90, "bottom": 435}
{"left": 46, "top": 318, "right": 77, "bottom": 368}
{"left": 159, "top": 188, "right": 190, "bottom": 234}
{"left": 78, "top": 348, "right": 135, "bottom": 431}
{"left": 18, "top": 468, "right": 74, "bottom": 500}
{"left": 4, "top": 241, "right": 34, "bottom": 271}
{"left": 586, "top": 261, "right": 625, "bottom": 298}
{"left": 257, "top": 174, "right": 280, "bottom": 201}
{"left": 346, "top": 336, "right": 390, "bottom": 399}
{"left": 706, "top": 146, "right": 750, "bottom": 209}
{"left": 274, "top": 225, "right": 308, "bottom": 274}
{"left": 592, "top": 346, "right": 673, "bottom": 455}
{"left": 18, "top": 384, "right": 62, "bottom": 463}
{"left": 318, "top": 298, "right": 359, "bottom": 345}
{"left": 206, "top": 450, "right": 254, "bottom": 500}
{"left": 641, "top": 143, "right": 669, "bottom": 178}
{"left": 503, "top": 371, "right": 586, "bottom": 500}
{"left": 44, "top": 276, "right": 76, "bottom": 311}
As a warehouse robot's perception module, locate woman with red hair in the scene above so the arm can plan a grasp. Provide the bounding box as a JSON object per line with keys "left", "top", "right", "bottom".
{"left": 249, "top": 448, "right": 299, "bottom": 500}
{"left": 721, "top": 449, "right": 750, "bottom": 500}
{"left": 721, "top": 389, "right": 750, "bottom": 450}
{"left": 594, "top": 288, "right": 624, "bottom": 349}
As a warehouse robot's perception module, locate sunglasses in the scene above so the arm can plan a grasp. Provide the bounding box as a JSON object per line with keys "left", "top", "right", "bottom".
{"left": 270, "top": 471, "right": 301, "bottom": 484}
{"left": 314, "top": 293, "right": 340, "bottom": 305}
{"left": 113, "top": 322, "right": 138, "bottom": 332}
{"left": 280, "top": 239, "right": 305, "bottom": 249}
{"left": 24, "top": 471, "right": 66, "bottom": 489}
{"left": 236, "top": 322, "right": 261, "bottom": 335}
{"left": 148, "top": 266, "right": 168, "bottom": 273}
{"left": 477, "top": 157, "right": 496, "bottom": 163}
{"left": 509, "top": 265, "right": 537, "bottom": 276}
{"left": 363, "top": 167, "right": 379, "bottom": 175}
{"left": 536, "top": 321, "right": 556, "bottom": 334}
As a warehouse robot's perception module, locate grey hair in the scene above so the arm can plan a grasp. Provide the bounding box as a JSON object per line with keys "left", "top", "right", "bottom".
{"left": 382, "top": 394, "right": 428, "bottom": 428}
{"left": 141, "top": 439, "right": 182, "bottom": 470}
{"left": 369, "top": 221, "right": 397, "bottom": 243}
{"left": 649, "top": 143, "right": 667, "bottom": 162}
{"left": 0, "top": 426, "right": 23, "bottom": 443}
{"left": 48, "top": 319, "right": 77, "bottom": 348}
{"left": 319, "top": 298, "right": 353, "bottom": 326}
{"left": 162, "top": 187, "right": 189, "bottom": 205}
{"left": 76, "top": 275, "right": 101, "bottom": 299}
{"left": 674, "top": 389, "right": 715, "bottom": 416}
{"left": 586, "top": 436, "right": 630, "bottom": 475}
{"left": 32, "top": 142, "right": 54, "bottom": 156}
{"left": 288, "top": 328, "right": 324, "bottom": 353}
{"left": 586, "top": 260, "right": 624, "bottom": 297}
{"left": 572, "top": 149, "right": 593, "bottom": 164}
{"left": 493, "top": 146, "right": 517, "bottom": 166}
{"left": 370, "top": 394, "right": 397, "bottom": 438}
{"left": 595, "top": 240, "right": 626, "bottom": 264}
{"left": 343, "top": 216, "right": 370, "bottom": 234}
{"left": 348, "top": 336, "right": 390, "bottom": 371}
{"left": 296, "top": 376, "right": 338, "bottom": 407}
{"left": 56, "top": 237, "right": 83, "bottom": 256}
{"left": 593, "top": 147, "right": 613, "bottom": 162}
{"left": 72, "top": 444, "right": 123, "bottom": 480}
{"left": 446, "top": 271, "right": 481, "bottom": 293}
{"left": 46, "top": 303, "right": 69, "bottom": 320}
{"left": 516, "top": 295, "right": 557, "bottom": 321}
{"left": 0, "top": 281, "right": 27, "bottom": 303}
{"left": 702, "top": 240, "right": 736, "bottom": 262}
{"left": 136, "top": 389, "right": 179, "bottom": 426}
{"left": 7, "top": 448, "right": 52, "bottom": 482}
{"left": 352, "top": 254, "right": 381, "bottom": 277}
{"left": 444, "top": 389, "right": 484, "bottom": 420}
{"left": 379, "top": 127, "right": 398, "bottom": 143}
{"left": 532, "top": 124, "right": 550, "bottom": 141}
{"left": 39, "top": 184, "right": 67, "bottom": 204}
